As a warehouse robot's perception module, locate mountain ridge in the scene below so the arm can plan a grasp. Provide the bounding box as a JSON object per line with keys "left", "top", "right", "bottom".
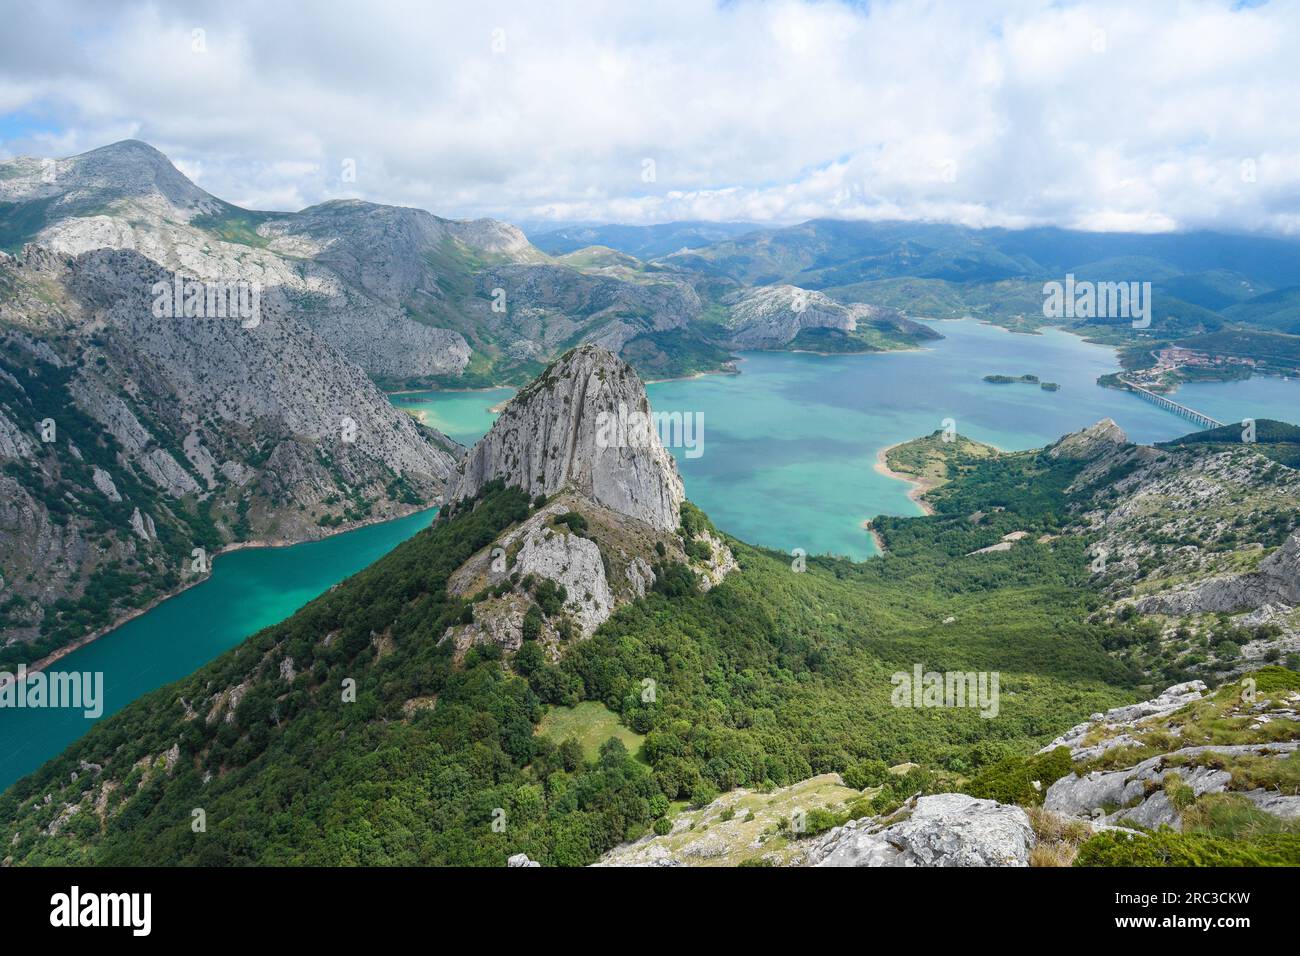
{"left": 4, "top": 347, "right": 1295, "bottom": 866}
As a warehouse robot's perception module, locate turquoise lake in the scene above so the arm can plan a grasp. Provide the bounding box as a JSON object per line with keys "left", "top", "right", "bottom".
{"left": 649, "top": 320, "right": 1295, "bottom": 561}
{"left": 2, "top": 319, "right": 1295, "bottom": 790}
{"left": 389, "top": 387, "right": 515, "bottom": 445}
{"left": 0, "top": 508, "right": 436, "bottom": 790}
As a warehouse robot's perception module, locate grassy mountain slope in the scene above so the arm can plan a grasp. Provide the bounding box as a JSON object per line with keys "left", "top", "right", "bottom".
{"left": 8, "top": 407, "right": 1300, "bottom": 866}
{"left": 3, "top": 440, "right": 1163, "bottom": 866}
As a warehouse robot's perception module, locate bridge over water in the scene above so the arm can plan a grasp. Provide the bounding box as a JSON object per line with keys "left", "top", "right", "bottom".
{"left": 1121, "top": 380, "right": 1224, "bottom": 430}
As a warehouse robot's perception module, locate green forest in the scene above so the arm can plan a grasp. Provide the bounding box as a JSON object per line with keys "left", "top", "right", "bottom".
{"left": 1, "top": 439, "right": 1176, "bottom": 866}
{"left": 5, "top": 436, "right": 1296, "bottom": 866}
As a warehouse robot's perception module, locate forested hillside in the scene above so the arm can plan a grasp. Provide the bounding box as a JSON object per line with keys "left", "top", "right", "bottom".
{"left": 2, "top": 454, "right": 1150, "bottom": 865}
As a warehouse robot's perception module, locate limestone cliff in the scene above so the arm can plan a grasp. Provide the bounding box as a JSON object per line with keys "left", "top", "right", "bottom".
{"left": 454, "top": 346, "right": 685, "bottom": 532}
{"left": 442, "top": 347, "right": 731, "bottom": 656}
{"left": 718, "top": 284, "right": 938, "bottom": 351}
{"left": 0, "top": 243, "right": 460, "bottom": 655}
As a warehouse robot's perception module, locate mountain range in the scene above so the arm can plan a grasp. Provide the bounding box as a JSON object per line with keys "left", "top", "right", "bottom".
{"left": 3, "top": 137, "right": 1299, "bottom": 680}
{"left": 1, "top": 141, "right": 1299, "bottom": 869}
{"left": 2, "top": 345, "right": 1296, "bottom": 866}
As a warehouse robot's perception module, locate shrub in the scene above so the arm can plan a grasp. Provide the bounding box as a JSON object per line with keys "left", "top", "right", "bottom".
{"left": 1076, "top": 830, "right": 1300, "bottom": 867}
{"left": 964, "top": 747, "right": 1073, "bottom": 807}
{"left": 690, "top": 782, "right": 719, "bottom": 808}
{"left": 1214, "top": 640, "right": 1240, "bottom": 661}
{"left": 1252, "top": 665, "right": 1300, "bottom": 693}
{"left": 554, "top": 511, "right": 589, "bottom": 536}
{"left": 678, "top": 501, "right": 715, "bottom": 539}
{"left": 684, "top": 537, "right": 713, "bottom": 563}
{"left": 521, "top": 605, "right": 543, "bottom": 641}
{"left": 843, "top": 758, "right": 890, "bottom": 790}
{"left": 533, "top": 578, "right": 567, "bottom": 617}
{"left": 653, "top": 817, "right": 672, "bottom": 836}
{"left": 793, "top": 807, "right": 846, "bottom": 839}
{"left": 514, "top": 642, "right": 544, "bottom": 676}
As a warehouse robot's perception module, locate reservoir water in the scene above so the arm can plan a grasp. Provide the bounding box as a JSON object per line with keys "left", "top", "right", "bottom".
{"left": 390, "top": 387, "right": 515, "bottom": 445}
{"left": 3, "top": 320, "right": 1295, "bottom": 790}
{"left": 0, "top": 509, "right": 437, "bottom": 791}
{"left": 648, "top": 320, "right": 1294, "bottom": 561}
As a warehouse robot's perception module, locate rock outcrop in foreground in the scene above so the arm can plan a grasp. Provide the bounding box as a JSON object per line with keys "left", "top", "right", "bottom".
{"left": 592, "top": 774, "right": 1034, "bottom": 868}
{"left": 1042, "top": 675, "right": 1300, "bottom": 831}
{"left": 454, "top": 345, "right": 685, "bottom": 532}
{"left": 806, "top": 793, "right": 1035, "bottom": 867}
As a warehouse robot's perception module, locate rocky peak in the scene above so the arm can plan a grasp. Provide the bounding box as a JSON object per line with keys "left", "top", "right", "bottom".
{"left": 1047, "top": 418, "right": 1128, "bottom": 461}
{"left": 454, "top": 345, "right": 686, "bottom": 532}
{"left": 0, "top": 139, "right": 220, "bottom": 217}
{"left": 444, "top": 217, "right": 542, "bottom": 260}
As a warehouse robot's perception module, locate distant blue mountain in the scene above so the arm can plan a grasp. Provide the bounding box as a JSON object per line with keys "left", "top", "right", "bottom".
{"left": 528, "top": 220, "right": 761, "bottom": 259}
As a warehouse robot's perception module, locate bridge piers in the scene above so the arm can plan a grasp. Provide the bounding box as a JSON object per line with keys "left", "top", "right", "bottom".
{"left": 1120, "top": 380, "right": 1223, "bottom": 430}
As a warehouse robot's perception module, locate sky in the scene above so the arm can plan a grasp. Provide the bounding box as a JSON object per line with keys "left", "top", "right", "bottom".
{"left": 0, "top": 0, "right": 1298, "bottom": 234}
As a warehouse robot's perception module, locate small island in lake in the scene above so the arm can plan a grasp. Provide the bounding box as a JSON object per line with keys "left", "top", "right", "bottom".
{"left": 984, "top": 373, "right": 1059, "bottom": 391}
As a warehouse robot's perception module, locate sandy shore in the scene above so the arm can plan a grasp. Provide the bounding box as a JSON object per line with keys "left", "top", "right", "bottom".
{"left": 858, "top": 440, "right": 941, "bottom": 556}
{"left": 873, "top": 442, "right": 938, "bottom": 516}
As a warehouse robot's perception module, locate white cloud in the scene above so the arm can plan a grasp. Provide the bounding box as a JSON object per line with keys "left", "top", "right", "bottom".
{"left": 0, "top": 0, "right": 1297, "bottom": 233}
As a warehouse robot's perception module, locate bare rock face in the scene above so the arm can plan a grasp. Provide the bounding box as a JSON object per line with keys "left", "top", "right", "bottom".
{"left": 1039, "top": 679, "right": 1300, "bottom": 829}
{"left": 511, "top": 524, "right": 614, "bottom": 635}
{"left": 717, "top": 285, "right": 936, "bottom": 350}
{"left": 1045, "top": 742, "right": 1300, "bottom": 828}
{"left": 454, "top": 346, "right": 685, "bottom": 532}
{"left": 472, "top": 263, "right": 703, "bottom": 362}
{"left": 0, "top": 244, "right": 461, "bottom": 652}
{"left": 721, "top": 285, "right": 857, "bottom": 348}
{"left": 1134, "top": 531, "right": 1300, "bottom": 616}
{"left": 442, "top": 352, "right": 732, "bottom": 656}
{"left": 1047, "top": 418, "right": 1128, "bottom": 461}
{"left": 597, "top": 786, "right": 1034, "bottom": 868}
{"left": 1040, "top": 680, "right": 1208, "bottom": 761}
{"left": 445, "top": 500, "right": 620, "bottom": 653}
{"left": 806, "top": 794, "right": 1035, "bottom": 867}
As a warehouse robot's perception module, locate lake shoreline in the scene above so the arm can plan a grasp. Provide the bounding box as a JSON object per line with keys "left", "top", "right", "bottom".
{"left": 861, "top": 519, "right": 888, "bottom": 555}
{"left": 10, "top": 502, "right": 437, "bottom": 681}
{"left": 872, "top": 442, "right": 939, "bottom": 517}
{"left": 859, "top": 439, "right": 941, "bottom": 557}
{"left": 645, "top": 362, "right": 743, "bottom": 385}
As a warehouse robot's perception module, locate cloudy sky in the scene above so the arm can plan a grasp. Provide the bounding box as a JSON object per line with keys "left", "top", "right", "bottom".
{"left": 1, "top": 0, "right": 1297, "bottom": 233}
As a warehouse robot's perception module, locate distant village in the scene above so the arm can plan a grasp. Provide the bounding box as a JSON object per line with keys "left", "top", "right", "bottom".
{"left": 1124, "top": 346, "right": 1261, "bottom": 389}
